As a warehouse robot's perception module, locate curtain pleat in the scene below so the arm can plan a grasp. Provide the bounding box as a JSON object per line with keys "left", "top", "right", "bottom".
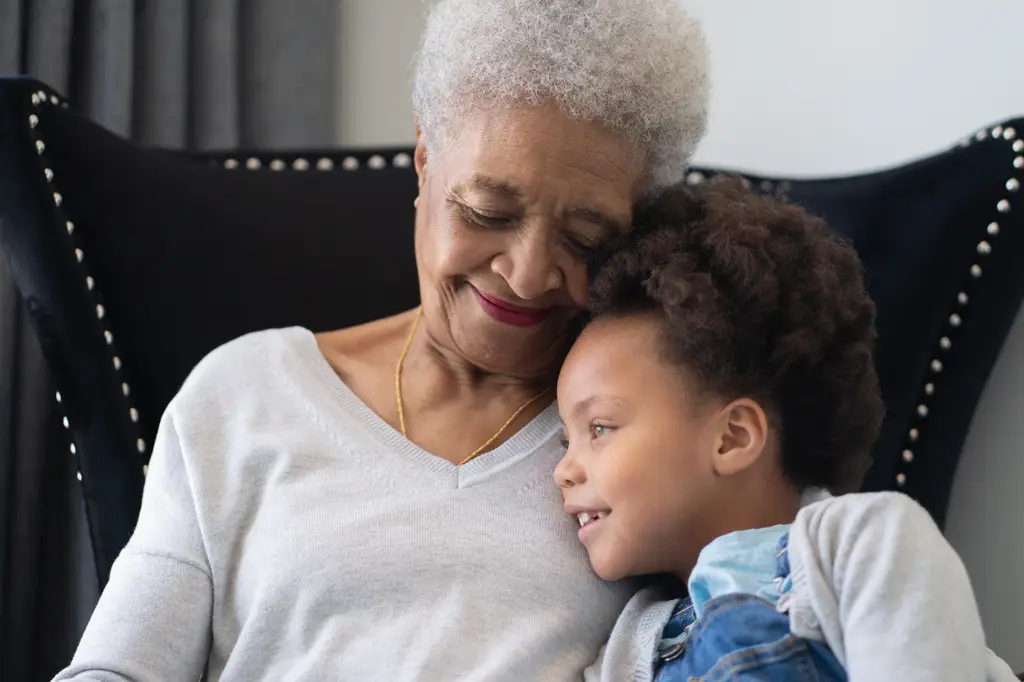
{"left": 25, "top": 0, "right": 75, "bottom": 92}
{"left": 133, "top": 0, "right": 190, "bottom": 147}
{"left": 0, "top": 0, "right": 23, "bottom": 73}
{"left": 77, "top": 0, "right": 136, "bottom": 136}
{"left": 190, "top": 0, "right": 241, "bottom": 149}
{"left": 239, "top": 0, "right": 338, "bottom": 147}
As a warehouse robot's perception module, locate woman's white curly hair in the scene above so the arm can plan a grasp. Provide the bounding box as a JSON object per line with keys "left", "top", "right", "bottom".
{"left": 412, "top": 0, "right": 710, "bottom": 192}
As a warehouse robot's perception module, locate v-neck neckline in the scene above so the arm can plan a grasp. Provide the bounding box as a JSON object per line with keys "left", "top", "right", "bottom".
{"left": 292, "top": 327, "right": 562, "bottom": 485}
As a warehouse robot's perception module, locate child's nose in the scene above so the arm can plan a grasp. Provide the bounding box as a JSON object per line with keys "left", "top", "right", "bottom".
{"left": 554, "top": 451, "right": 585, "bottom": 489}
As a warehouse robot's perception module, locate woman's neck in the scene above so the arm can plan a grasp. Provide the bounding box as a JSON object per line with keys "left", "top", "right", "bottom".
{"left": 409, "top": 326, "right": 558, "bottom": 404}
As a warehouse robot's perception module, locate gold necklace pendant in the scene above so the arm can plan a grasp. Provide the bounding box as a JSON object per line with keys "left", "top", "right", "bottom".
{"left": 394, "top": 306, "right": 549, "bottom": 466}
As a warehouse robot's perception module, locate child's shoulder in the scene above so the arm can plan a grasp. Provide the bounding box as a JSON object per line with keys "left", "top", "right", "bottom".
{"left": 793, "top": 491, "right": 943, "bottom": 560}
{"left": 800, "top": 490, "right": 933, "bottom": 524}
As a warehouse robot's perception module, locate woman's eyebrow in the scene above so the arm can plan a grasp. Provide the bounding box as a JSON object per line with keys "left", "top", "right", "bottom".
{"left": 460, "top": 174, "right": 524, "bottom": 199}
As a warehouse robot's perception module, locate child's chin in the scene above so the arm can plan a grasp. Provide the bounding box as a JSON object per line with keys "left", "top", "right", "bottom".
{"left": 588, "top": 552, "right": 628, "bottom": 582}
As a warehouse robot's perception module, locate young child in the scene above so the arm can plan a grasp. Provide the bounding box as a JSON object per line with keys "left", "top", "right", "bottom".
{"left": 555, "top": 179, "right": 1016, "bottom": 681}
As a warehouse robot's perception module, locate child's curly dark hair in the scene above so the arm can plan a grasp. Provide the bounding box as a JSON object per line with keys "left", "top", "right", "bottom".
{"left": 590, "top": 177, "right": 884, "bottom": 493}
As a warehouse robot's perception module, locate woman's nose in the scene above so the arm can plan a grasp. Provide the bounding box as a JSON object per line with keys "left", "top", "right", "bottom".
{"left": 553, "top": 450, "right": 585, "bottom": 489}
{"left": 491, "top": 230, "right": 563, "bottom": 301}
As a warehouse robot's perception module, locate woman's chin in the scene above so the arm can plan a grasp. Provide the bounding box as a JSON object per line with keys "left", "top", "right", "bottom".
{"left": 450, "top": 311, "right": 577, "bottom": 377}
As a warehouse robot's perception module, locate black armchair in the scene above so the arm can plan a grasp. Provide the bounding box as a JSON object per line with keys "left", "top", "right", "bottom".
{"left": 2, "top": 77, "right": 1024, "bottom": 593}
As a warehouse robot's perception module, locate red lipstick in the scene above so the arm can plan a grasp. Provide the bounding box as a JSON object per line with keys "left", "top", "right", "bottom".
{"left": 473, "top": 288, "right": 552, "bottom": 327}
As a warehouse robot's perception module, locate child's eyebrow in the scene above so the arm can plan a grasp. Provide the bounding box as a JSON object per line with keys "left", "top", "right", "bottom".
{"left": 572, "top": 395, "right": 625, "bottom": 419}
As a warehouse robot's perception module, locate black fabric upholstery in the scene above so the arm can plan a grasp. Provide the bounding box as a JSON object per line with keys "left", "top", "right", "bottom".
{"left": 2, "top": 77, "right": 1023, "bottom": 588}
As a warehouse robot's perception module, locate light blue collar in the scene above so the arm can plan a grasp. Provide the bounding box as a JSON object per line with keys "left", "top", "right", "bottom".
{"left": 687, "top": 524, "right": 790, "bottom": 618}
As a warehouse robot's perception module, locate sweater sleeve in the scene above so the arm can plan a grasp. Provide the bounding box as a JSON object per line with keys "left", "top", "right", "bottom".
{"left": 52, "top": 409, "right": 214, "bottom": 682}
{"left": 787, "top": 492, "right": 986, "bottom": 682}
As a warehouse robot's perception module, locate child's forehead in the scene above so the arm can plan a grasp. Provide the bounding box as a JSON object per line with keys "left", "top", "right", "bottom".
{"left": 558, "top": 315, "right": 684, "bottom": 400}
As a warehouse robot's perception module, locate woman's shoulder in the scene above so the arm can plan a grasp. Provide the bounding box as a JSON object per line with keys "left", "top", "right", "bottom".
{"left": 172, "top": 327, "right": 320, "bottom": 410}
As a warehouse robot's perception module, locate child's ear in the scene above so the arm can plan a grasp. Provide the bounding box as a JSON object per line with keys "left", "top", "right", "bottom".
{"left": 711, "top": 398, "right": 769, "bottom": 477}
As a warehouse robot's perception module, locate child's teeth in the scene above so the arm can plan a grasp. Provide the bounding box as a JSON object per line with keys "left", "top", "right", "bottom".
{"left": 578, "top": 512, "right": 592, "bottom": 527}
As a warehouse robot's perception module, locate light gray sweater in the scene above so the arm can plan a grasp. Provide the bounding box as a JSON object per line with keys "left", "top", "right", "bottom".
{"left": 587, "top": 492, "right": 1018, "bottom": 682}
{"left": 54, "top": 328, "right": 635, "bottom": 681}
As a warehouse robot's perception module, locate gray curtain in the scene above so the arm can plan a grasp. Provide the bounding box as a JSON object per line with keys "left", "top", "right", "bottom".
{"left": 0, "top": 2, "right": 339, "bottom": 679}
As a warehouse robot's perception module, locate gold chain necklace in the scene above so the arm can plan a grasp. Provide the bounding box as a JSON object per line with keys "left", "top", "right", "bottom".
{"left": 395, "top": 306, "right": 550, "bottom": 466}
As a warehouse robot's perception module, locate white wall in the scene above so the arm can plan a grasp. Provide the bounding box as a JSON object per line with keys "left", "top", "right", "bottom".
{"left": 338, "top": 0, "right": 1024, "bottom": 668}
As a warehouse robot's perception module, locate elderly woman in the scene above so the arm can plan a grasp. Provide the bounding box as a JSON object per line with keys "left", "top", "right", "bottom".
{"left": 55, "top": 1, "right": 708, "bottom": 680}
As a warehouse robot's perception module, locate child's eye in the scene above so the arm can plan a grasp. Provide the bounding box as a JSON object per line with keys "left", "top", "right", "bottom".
{"left": 559, "top": 437, "right": 569, "bottom": 449}
{"left": 590, "top": 423, "right": 611, "bottom": 440}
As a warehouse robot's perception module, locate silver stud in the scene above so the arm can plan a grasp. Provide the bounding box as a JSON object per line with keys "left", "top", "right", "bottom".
{"left": 293, "top": 158, "right": 310, "bottom": 171}
{"left": 55, "top": 391, "right": 62, "bottom": 403}
{"left": 96, "top": 304, "right": 105, "bottom": 319}
{"left": 143, "top": 464, "right": 149, "bottom": 477}
{"left": 909, "top": 428, "right": 920, "bottom": 442}
{"left": 1015, "top": 157, "right": 1023, "bottom": 169}
{"left": 245, "top": 158, "right": 261, "bottom": 170}
{"left": 112, "top": 356, "right": 122, "bottom": 370}
{"left": 393, "top": 153, "right": 412, "bottom": 168}
{"left": 1005, "top": 127, "right": 1017, "bottom": 140}
{"left": 44, "top": 168, "right": 53, "bottom": 182}
{"left": 976, "top": 129, "right": 989, "bottom": 141}
{"left": 316, "top": 158, "right": 334, "bottom": 171}
{"left": 939, "top": 336, "right": 952, "bottom": 350}
{"left": 224, "top": 158, "right": 238, "bottom": 170}
{"left": 902, "top": 449, "right": 914, "bottom": 463}
{"left": 36, "top": 139, "right": 45, "bottom": 154}
{"left": 66, "top": 220, "right": 74, "bottom": 234}
{"left": 76, "top": 471, "right": 83, "bottom": 482}
{"left": 74, "top": 248, "right": 84, "bottom": 262}
{"left": 949, "top": 313, "right": 962, "bottom": 326}
{"left": 49, "top": 95, "right": 58, "bottom": 105}
{"left": 760, "top": 180, "right": 774, "bottom": 192}
{"left": 958, "top": 137, "right": 971, "bottom": 148}
{"left": 130, "top": 407, "right": 139, "bottom": 423}
{"left": 988, "top": 221, "right": 1000, "bottom": 236}
{"left": 970, "top": 264, "right": 983, "bottom": 278}
{"left": 86, "top": 276, "right": 94, "bottom": 291}
{"left": 1008, "top": 179, "right": 1020, "bottom": 193}
{"left": 925, "top": 383, "right": 935, "bottom": 396}
{"left": 269, "top": 159, "right": 285, "bottom": 171}
{"left": 977, "top": 241, "right": 992, "bottom": 255}
{"left": 62, "top": 416, "right": 69, "bottom": 428}
{"left": 917, "top": 404, "right": 929, "bottom": 417}
{"left": 896, "top": 473, "right": 907, "bottom": 487}
{"left": 993, "top": 126, "right": 1004, "bottom": 138}
{"left": 931, "top": 359, "right": 943, "bottom": 373}
{"left": 1015, "top": 140, "right": 1024, "bottom": 153}
{"left": 958, "top": 292, "right": 969, "bottom": 306}
{"left": 104, "top": 330, "right": 113, "bottom": 344}
{"left": 122, "top": 382, "right": 130, "bottom": 396}
{"left": 368, "top": 155, "right": 386, "bottom": 169}
{"left": 29, "top": 114, "right": 39, "bottom": 128}
{"left": 342, "top": 156, "right": 359, "bottom": 171}
{"left": 136, "top": 438, "right": 146, "bottom": 453}
{"left": 53, "top": 192, "right": 62, "bottom": 206}
{"left": 31, "top": 93, "right": 40, "bottom": 105}
{"left": 686, "top": 171, "right": 705, "bottom": 185}
{"left": 70, "top": 443, "right": 76, "bottom": 455}
{"left": 997, "top": 199, "right": 1010, "bottom": 213}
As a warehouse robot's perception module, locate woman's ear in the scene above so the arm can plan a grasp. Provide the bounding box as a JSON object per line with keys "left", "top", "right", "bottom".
{"left": 414, "top": 120, "right": 427, "bottom": 189}
{"left": 711, "top": 398, "right": 770, "bottom": 477}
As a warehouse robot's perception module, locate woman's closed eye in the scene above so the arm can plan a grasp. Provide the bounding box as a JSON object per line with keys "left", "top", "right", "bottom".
{"left": 456, "top": 203, "right": 516, "bottom": 230}
{"left": 564, "top": 233, "right": 600, "bottom": 258}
